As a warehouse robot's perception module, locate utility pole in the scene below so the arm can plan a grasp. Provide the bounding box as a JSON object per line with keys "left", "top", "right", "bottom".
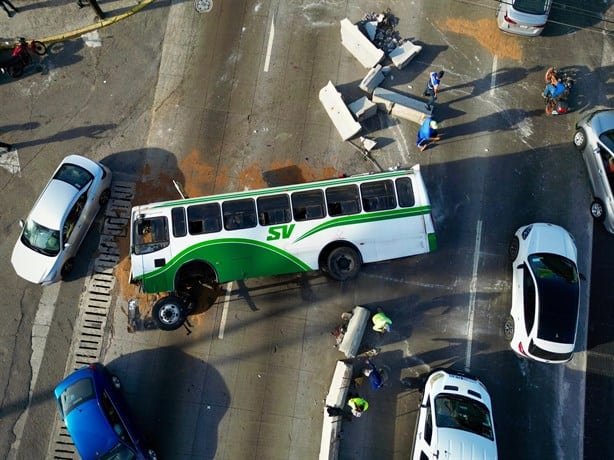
{"left": 77, "top": 0, "right": 105, "bottom": 20}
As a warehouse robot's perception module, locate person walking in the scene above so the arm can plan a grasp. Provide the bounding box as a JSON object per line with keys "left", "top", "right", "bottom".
{"left": 372, "top": 309, "right": 392, "bottom": 333}
{"left": 416, "top": 118, "right": 441, "bottom": 152}
{"left": 424, "top": 70, "right": 445, "bottom": 110}
{"left": 0, "top": 0, "right": 19, "bottom": 17}
{"left": 347, "top": 396, "right": 369, "bottom": 417}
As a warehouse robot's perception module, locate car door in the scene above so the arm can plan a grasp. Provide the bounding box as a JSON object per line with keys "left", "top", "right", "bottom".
{"left": 412, "top": 395, "right": 435, "bottom": 460}
{"left": 596, "top": 147, "right": 614, "bottom": 209}
{"left": 62, "top": 192, "right": 89, "bottom": 258}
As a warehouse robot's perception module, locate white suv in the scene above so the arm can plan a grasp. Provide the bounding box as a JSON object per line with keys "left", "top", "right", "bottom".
{"left": 411, "top": 369, "right": 497, "bottom": 460}
{"left": 11, "top": 155, "right": 112, "bottom": 285}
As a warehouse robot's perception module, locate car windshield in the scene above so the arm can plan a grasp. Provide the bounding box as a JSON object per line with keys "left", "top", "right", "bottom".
{"left": 59, "top": 377, "right": 95, "bottom": 417}
{"left": 53, "top": 163, "right": 93, "bottom": 190}
{"left": 599, "top": 130, "right": 614, "bottom": 154}
{"left": 434, "top": 394, "right": 494, "bottom": 440}
{"left": 529, "top": 253, "right": 580, "bottom": 343}
{"left": 21, "top": 219, "right": 60, "bottom": 256}
{"left": 99, "top": 442, "right": 137, "bottom": 460}
{"left": 513, "top": 0, "right": 549, "bottom": 14}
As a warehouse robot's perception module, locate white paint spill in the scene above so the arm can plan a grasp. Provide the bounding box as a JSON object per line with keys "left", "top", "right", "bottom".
{"left": 82, "top": 30, "right": 102, "bottom": 48}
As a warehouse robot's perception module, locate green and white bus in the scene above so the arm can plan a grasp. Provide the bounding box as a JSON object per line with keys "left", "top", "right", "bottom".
{"left": 129, "top": 165, "right": 437, "bottom": 329}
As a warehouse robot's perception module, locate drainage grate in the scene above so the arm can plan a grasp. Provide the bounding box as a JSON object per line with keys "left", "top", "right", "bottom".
{"left": 47, "top": 182, "right": 135, "bottom": 459}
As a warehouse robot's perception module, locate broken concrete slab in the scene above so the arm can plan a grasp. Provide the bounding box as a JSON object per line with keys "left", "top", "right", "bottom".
{"left": 372, "top": 87, "right": 432, "bottom": 125}
{"left": 359, "top": 64, "right": 386, "bottom": 94}
{"left": 389, "top": 40, "right": 422, "bottom": 69}
{"left": 340, "top": 18, "right": 385, "bottom": 69}
{"left": 319, "top": 81, "right": 362, "bottom": 141}
{"left": 348, "top": 96, "right": 378, "bottom": 122}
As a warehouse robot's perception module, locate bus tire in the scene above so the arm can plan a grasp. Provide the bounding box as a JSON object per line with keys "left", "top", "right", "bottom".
{"left": 152, "top": 295, "right": 187, "bottom": 331}
{"left": 326, "top": 246, "right": 362, "bottom": 281}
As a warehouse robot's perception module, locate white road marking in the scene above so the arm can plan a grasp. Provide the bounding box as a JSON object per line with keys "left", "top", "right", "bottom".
{"left": 9, "top": 283, "right": 61, "bottom": 459}
{"left": 0, "top": 148, "right": 21, "bottom": 175}
{"left": 218, "top": 281, "right": 233, "bottom": 339}
{"left": 263, "top": 15, "right": 275, "bottom": 72}
{"left": 465, "top": 219, "right": 482, "bottom": 372}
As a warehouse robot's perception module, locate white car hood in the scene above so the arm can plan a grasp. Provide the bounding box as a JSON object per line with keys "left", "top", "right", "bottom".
{"left": 437, "top": 428, "right": 498, "bottom": 460}
{"left": 526, "top": 224, "right": 577, "bottom": 262}
{"left": 11, "top": 239, "right": 58, "bottom": 284}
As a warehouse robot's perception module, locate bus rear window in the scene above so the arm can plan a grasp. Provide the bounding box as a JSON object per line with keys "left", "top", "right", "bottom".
{"left": 257, "top": 194, "right": 291, "bottom": 226}
{"left": 222, "top": 199, "right": 257, "bottom": 230}
{"left": 133, "top": 217, "right": 169, "bottom": 255}
{"left": 360, "top": 180, "right": 396, "bottom": 211}
{"left": 187, "top": 203, "right": 222, "bottom": 235}
{"left": 292, "top": 190, "right": 325, "bottom": 221}
{"left": 326, "top": 184, "right": 361, "bottom": 216}
{"left": 395, "top": 177, "right": 415, "bottom": 207}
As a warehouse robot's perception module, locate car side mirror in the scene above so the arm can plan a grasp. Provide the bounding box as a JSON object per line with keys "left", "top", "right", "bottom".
{"left": 580, "top": 273, "right": 586, "bottom": 281}
{"left": 19, "top": 219, "right": 24, "bottom": 228}
{"left": 64, "top": 242, "right": 72, "bottom": 249}
{"left": 516, "top": 263, "right": 525, "bottom": 270}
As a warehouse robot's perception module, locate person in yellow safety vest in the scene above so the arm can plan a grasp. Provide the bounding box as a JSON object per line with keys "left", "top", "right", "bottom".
{"left": 347, "top": 397, "right": 369, "bottom": 417}
{"left": 372, "top": 310, "right": 392, "bottom": 333}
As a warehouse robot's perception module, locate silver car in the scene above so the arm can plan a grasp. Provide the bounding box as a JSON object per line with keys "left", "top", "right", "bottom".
{"left": 497, "top": 0, "right": 552, "bottom": 36}
{"left": 11, "top": 155, "right": 112, "bottom": 285}
{"left": 573, "top": 109, "right": 614, "bottom": 233}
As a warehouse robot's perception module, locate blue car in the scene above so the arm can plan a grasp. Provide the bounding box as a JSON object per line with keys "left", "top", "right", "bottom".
{"left": 54, "top": 363, "right": 157, "bottom": 460}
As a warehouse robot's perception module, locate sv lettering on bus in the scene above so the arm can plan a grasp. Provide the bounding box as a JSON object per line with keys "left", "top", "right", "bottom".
{"left": 267, "top": 224, "right": 295, "bottom": 241}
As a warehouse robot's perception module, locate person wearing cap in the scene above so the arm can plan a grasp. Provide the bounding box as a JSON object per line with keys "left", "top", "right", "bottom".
{"left": 372, "top": 310, "right": 392, "bottom": 333}
{"left": 363, "top": 360, "right": 384, "bottom": 389}
{"left": 416, "top": 118, "right": 441, "bottom": 152}
{"left": 424, "top": 70, "right": 445, "bottom": 110}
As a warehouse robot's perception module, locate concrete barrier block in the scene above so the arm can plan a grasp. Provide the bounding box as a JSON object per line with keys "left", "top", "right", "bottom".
{"left": 319, "top": 81, "right": 362, "bottom": 141}
{"left": 319, "top": 360, "right": 353, "bottom": 460}
{"left": 373, "top": 87, "right": 432, "bottom": 125}
{"left": 337, "top": 305, "right": 370, "bottom": 358}
{"left": 348, "top": 96, "right": 377, "bottom": 122}
{"left": 340, "top": 18, "right": 385, "bottom": 69}
{"left": 389, "top": 41, "right": 422, "bottom": 69}
{"left": 359, "top": 64, "right": 385, "bottom": 94}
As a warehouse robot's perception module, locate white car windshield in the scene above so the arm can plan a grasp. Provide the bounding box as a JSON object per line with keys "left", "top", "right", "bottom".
{"left": 21, "top": 219, "right": 60, "bottom": 256}
{"left": 434, "top": 394, "right": 494, "bottom": 440}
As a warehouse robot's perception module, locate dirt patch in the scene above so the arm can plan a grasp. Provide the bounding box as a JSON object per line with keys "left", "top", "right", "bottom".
{"left": 441, "top": 17, "right": 523, "bottom": 62}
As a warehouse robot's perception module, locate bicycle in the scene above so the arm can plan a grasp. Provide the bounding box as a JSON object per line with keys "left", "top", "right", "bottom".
{"left": 0, "top": 38, "right": 47, "bottom": 78}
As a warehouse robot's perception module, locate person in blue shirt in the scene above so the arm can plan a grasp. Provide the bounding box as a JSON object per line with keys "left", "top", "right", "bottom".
{"left": 543, "top": 81, "right": 566, "bottom": 99}
{"left": 424, "top": 70, "right": 444, "bottom": 110}
{"left": 362, "top": 360, "right": 384, "bottom": 390}
{"left": 416, "top": 118, "right": 441, "bottom": 151}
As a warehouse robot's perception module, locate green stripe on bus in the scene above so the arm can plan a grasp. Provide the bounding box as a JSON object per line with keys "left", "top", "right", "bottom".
{"left": 295, "top": 206, "right": 432, "bottom": 242}
{"left": 136, "top": 238, "right": 312, "bottom": 293}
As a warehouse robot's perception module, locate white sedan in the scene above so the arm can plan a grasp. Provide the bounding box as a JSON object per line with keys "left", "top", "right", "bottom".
{"left": 11, "top": 155, "right": 112, "bottom": 285}
{"left": 411, "top": 369, "right": 497, "bottom": 460}
{"left": 505, "top": 223, "right": 581, "bottom": 364}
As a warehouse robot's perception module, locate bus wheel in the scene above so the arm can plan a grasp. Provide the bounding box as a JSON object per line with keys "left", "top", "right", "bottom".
{"left": 152, "top": 295, "right": 187, "bottom": 331}
{"left": 326, "top": 246, "right": 361, "bottom": 281}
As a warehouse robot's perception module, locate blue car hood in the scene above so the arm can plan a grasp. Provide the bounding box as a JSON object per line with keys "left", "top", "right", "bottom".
{"left": 65, "top": 399, "right": 118, "bottom": 459}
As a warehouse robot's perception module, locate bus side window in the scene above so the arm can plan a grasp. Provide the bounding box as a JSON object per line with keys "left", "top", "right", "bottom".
{"left": 326, "top": 184, "right": 361, "bottom": 216}
{"left": 291, "top": 190, "right": 325, "bottom": 221}
{"left": 187, "top": 203, "right": 222, "bottom": 235}
{"left": 171, "top": 207, "right": 187, "bottom": 237}
{"left": 257, "top": 194, "right": 292, "bottom": 226}
{"left": 360, "top": 180, "right": 396, "bottom": 212}
{"left": 133, "top": 217, "right": 169, "bottom": 255}
{"left": 223, "top": 198, "right": 257, "bottom": 231}
{"left": 396, "top": 177, "right": 416, "bottom": 208}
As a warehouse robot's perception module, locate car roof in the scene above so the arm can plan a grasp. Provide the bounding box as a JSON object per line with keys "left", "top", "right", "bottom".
{"left": 28, "top": 179, "right": 81, "bottom": 230}
{"left": 65, "top": 397, "right": 120, "bottom": 458}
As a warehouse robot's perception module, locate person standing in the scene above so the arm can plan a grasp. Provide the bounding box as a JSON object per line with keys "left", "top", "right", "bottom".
{"left": 424, "top": 70, "right": 445, "bottom": 110}
{"left": 416, "top": 118, "right": 441, "bottom": 152}
{"left": 372, "top": 309, "right": 392, "bottom": 333}
{"left": 362, "top": 360, "right": 384, "bottom": 390}
{"left": 0, "top": 0, "right": 19, "bottom": 17}
{"left": 347, "top": 396, "right": 369, "bottom": 417}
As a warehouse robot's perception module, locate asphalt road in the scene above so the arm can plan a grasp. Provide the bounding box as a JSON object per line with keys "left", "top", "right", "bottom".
{"left": 0, "top": 1, "right": 612, "bottom": 459}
